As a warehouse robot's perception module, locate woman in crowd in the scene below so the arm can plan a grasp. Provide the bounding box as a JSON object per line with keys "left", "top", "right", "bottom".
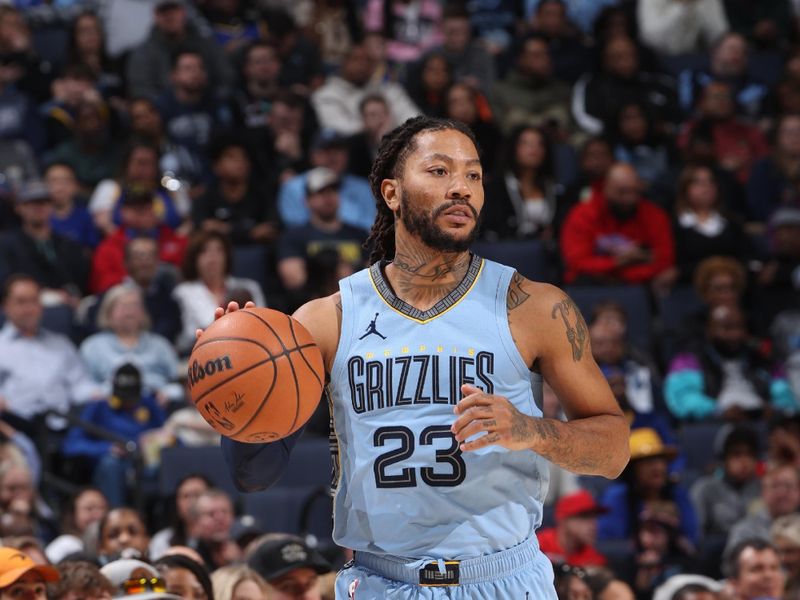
{"left": 672, "top": 164, "right": 748, "bottom": 284}
{"left": 481, "top": 125, "right": 559, "bottom": 241}
{"left": 211, "top": 564, "right": 269, "bottom": 600}
{"left": 45, "top": 487, "right": 109, "bottom": 563}
{"left": 79, "top": 284, "right": 180, "bottom": 399}
{"left": 66, "top": 12, "right": 124, "bottom": 101}
{"left": 747, "top": 113, "right": 800, "bottom": 222}
{"left": 150, "top": 475, "right": 212, "bottom": 560}
{"left": 172, "top": 231, "right": 266, "bottom": 354}
{"left": 155, "top": 554, "right": 214, "bottom": 600}
{"left": 444, "top": 81, "right": 502, "bottom": 174}
{"left": 0, "top": 460, "right": 57, "bottom": 543}
{"left": 408, "top": 52, "right": 452, "bottom": 118}
{"left": 97, "top": 507, "right": 150, "bottom": 563}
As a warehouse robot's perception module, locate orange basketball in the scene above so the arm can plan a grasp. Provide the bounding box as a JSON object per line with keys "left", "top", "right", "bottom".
{"left": 188, "top": 308, "right": 324, "bottom": 443}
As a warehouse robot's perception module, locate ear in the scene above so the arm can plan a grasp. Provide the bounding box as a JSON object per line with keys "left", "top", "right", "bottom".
{"left": 381, "top": 178, "right": 400, "bottom": 214}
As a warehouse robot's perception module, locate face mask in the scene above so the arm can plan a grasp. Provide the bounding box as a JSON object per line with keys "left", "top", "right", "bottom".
{"left": 608, "top": 203, "right": 638, "bottom": 222}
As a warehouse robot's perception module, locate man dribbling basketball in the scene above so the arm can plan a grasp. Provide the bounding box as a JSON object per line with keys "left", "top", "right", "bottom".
{"left": 219, "top": 116, "right": 630, "bottom": 598}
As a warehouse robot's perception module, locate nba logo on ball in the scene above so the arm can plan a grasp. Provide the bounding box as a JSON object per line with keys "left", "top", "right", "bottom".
{"left": 189, "top": 308, "right": 325, "bottom": 442}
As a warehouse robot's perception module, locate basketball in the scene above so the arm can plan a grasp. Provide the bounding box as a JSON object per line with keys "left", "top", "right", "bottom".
{"left": 188, "top": 308, "right": 325, "bottom": 443}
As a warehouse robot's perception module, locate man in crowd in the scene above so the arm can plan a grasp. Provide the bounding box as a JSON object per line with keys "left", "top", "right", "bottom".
{"left": 724, "top": 539, "right": 785, "bottom": 600}
{"left": 537, "top": 490, "right": 608, "bottom": 567}
{"left": 189, "top": 489, "right": 240, "bottom": 569}
{"left": 247, "top": 534, "right": 331, "bottom": 600}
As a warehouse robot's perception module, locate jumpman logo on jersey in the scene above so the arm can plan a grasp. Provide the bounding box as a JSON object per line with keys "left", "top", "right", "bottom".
{"left": 359, "top": 313, "right": 387, "bottom": 340}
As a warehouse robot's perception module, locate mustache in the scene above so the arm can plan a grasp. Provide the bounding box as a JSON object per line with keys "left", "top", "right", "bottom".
{"left": 432, "top": 200, "right": 479, "bottom": 221}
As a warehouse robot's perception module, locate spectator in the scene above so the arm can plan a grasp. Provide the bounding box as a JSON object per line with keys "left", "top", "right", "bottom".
{"left": 723, "top": 0, "right": 792, "bottom": 48}
{"left": 128, "top": 98, "right": 204, "bottom": 190}
{"left": 261, "top": 8, "right": 323, "bottom": 93}
{"left": 673, "top": 164, "right": 748, "bottom": 284}
{"left": 126, "top": 0, "right": 233, "bottom": 100}
{"left": 0, "top": 461, "right": 57, "bottom": 543}
{"left": 192, "top": 136, "right": 278, "bottom": 247}
{"left": 552, "top": 563, "right": 593, "bottom": 600}
{"left": 526, "top": 0, "right": 593, "bottom": 84}
{"left": 0, "top": 180, "right": 91, "bottom": 303}
{"left": 632, "top": 502, "right": 696, "bottom": 599}
{"left": 690, "top": 425, "right": 762, "bottom": 539}
{"left": 45, "top": 487, "right": 108, "bottom": 563}
{"left": 0, "top": 547, "right": 59, "bottom": 600}
{"left": 187, "top": 490, "right": 240, "bottom": 570}
{"left": 724, "top": 464, "right": 800, "bottom": 556}
{"left": 433, "top": 4, "right": 495, "bottom": 92}
{"left": 0, "top": 7, "right": 52, "bottom": 103}
{"left": 263, "top": 90, "right": 315, "bottom": 182}
{"left": 560, "top": 162, "right": 676, "bottom": 286}
{"left": 44, "top": 163, "right": 98, "bottom": 251}
{"left": 79, "top": 285, "right": 180, "bottom": 398}
{"left": 311, "top": 44, "right": 420, "bottom": 136}
{"left": 756, "top": 208, "right": 800, "bottom": 303}
{"left": 277, "top": 129, "right": 376, "bottom": 231}
{"left": 202, "top": 0, "right": 258, "bottom": 55}
{"left": 89, "top": 140, "right": 189, "bottom": 236}
{"left": 537, "top": 490, "right": 608, "bottom": 567}
{"left": 0, "top": 140, "right": 38, "bottom": 196}
{"left": 652, "top": 574, "right": 723, "bottom": 600}
{"left": 210, "top": 564, "right": 268, "bottom": 600}
{"left": 767, "top": 416, "right": 800, "bottom": 469}
{"left": 246, "top": 534, "right": 331, "bottom": 600}
{"left": 62, "top": 363, "right": 166, "bottom": 507}
{"left": 585, "top": 570, "right": 636, "bottom": 600}
{"left": 97, "top": 508, "right": 150, "bottom": 562}
{"left": 677, "top": 32, "right": 769, "bottom": 119}
{"left": 407, "top": 52, "right": 452, "bottom": 118}
{"left": 572, "top": 36, "right": 678, "bottom": 136}
{"left": 90, "top": 191, "right": 187, "bottom": 294}
{"left": 347, "top": 94, "right": 396, "bottom": 179}
{"left": 490, "top": 34, "right": 573, "bottom": 138}
{"left": 150, "top": 475, "right": 211, "bottom": 560}
{"left": 41, "top": 64, "right": 102, "bottom": 151}
{"left": 443, "top": 83, "right": 502, "bottom": 175}
{"left": 44, "top": 98, "right": 123, "bottom": 193}
{"left": 155, "top": 553, "right": 214, "bottom": 600}
{"left": 0, "top": 66, "right": 44, "bottom": 156}
{"left": 100, "top": 558, "right": 181, "bottom": 600}
{"left": 154, "top": 50, "right": 232, "bottom": 164}
{"left": 232, "top": 41, "right": 282, "bottom": 131}
{"left": 557, "top": 137, "right": 614, "bottom": 229}
{"left": 724, "top": 539, "right": 785, "bottom": 600}
{"left": 664, "top": 304, "right": 796, "bottom": 422}
{"left": 303, "top": 0, "right": 361, "bottom": 71}
{"left": 771, "top": 514, "right": 800, "bottom": 585}
{"left": 691, "top": 88, "right": 766, "bottom": 188}
{"left": 67, "top": 12, "right": 124, "bottom": 102}
{"left": 598, "top": 428, "right": 698, "bottom": 545}
{"left": 49, "top": 560, "right": 114, "bottom": 600}
{"left": 482, "top": 125, "right": 559, "bottom": 241}
{"left": 638, "top": 0, "right": 728, "bottom": 56}
{"left": 0, "top": 275, "right": 99, "bottom": 426}
{"left": 363, "top": 0, "right": 443, "bottom": 66}
{"left": 172, "top": 231, "right": 265, "bottom": 354}
{"left": 747, "top": 114, "right": 800, "bottom": 223}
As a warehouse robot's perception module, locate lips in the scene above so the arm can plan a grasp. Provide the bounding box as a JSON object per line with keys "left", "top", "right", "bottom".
{"left": 441, "top": 205, "right": 473, "bottom": 220}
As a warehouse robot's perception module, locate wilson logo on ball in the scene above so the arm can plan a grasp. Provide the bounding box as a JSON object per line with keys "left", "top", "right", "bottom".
{"left": 188, "top": 355, "right": 233, "bottom": 388}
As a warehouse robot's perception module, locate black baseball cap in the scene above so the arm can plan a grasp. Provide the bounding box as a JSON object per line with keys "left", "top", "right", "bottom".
{"left": 247, "top": 536, "right": 331, "bottom": 581}
{"left": 113, "top": 363, "right": 142, "bottom": 403}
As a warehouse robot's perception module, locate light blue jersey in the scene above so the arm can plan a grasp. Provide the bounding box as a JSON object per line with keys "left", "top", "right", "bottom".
{"left": 329, "top": 254, "right": 550, "bottom": 560}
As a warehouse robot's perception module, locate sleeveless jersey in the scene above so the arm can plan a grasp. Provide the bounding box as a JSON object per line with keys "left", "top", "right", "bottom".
{"left": 328, "top": 254, "right": 550, "bottom": 559}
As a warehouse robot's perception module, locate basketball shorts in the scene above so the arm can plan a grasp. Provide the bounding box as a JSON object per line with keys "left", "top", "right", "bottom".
{"left": 334, "top": 538, "right": 557, "bottom": 599}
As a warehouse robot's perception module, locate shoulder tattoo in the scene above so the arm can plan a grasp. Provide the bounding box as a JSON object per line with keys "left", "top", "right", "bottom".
{"left": 507, "top": 272, "right": 531, "bottom": 314}
{"left": 551, "top": 296, "right": 588, "bottom": 362}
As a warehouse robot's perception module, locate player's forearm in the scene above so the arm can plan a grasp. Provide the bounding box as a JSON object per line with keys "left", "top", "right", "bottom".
{"left": 525, "top": 414, "right": 630, "bottom": 478}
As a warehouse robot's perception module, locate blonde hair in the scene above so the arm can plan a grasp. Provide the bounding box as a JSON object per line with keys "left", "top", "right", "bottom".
{"left": 211, "top": 565, "right": 271, "bottom": 600}
{"left": 96, "top": 284, "right": 151, "bottom": 331}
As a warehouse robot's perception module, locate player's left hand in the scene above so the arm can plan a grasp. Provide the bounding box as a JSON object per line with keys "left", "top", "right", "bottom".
{"left": 451, "top": 384, "right": 534, "bottom": 452}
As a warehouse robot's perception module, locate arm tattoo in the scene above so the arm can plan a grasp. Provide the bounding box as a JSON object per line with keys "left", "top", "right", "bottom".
{"left": 506, "top": 272, "right": 531, "bottom": 314}
{"left": 551, "top": 297, "right": 588, "bottom": 361}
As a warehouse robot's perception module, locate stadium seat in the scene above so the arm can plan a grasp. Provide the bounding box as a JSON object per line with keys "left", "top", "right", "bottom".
{"left": 242, "top": 485, "right": 333, "bottom": 541}
{"left": 471, "top": 239, "right": 553, "bottom": 283}
{"left": 676, "top": 421, "right": 725, "bottom": 487}
{"left": 657, "top": 286, "right": 702, "bottom": 331}
{"left": 41, "top": 304, "right": 76, "bottom": 338}
{"left": 273, "top": 437, "right": 332, "bottom": 487}
{"left": 158, "top": 445, "right": 239, "bottom": 498}
{"left": 564, "top": 285, "right": 653, "bottom": 352}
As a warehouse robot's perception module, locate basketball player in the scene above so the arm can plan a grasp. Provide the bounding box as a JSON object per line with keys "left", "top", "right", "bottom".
{"left": 216, "top": 116, "right": 630, "bottom": 598}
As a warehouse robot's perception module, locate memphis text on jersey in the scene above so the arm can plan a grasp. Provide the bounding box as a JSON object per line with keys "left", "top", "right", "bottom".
{"left": 346, "top": 346, "right": 495, "bottom": 414}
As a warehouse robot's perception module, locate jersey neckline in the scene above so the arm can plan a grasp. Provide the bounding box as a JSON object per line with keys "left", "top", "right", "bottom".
{"left": 367, "top": 253, "right": 484, "bottom": 324}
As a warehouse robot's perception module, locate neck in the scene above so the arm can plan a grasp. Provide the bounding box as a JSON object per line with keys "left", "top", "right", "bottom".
{"left": 247, "top": 79, "right": 277, "bottom": 99}
{"left": 385, "top": 233, "right": 471, "bottom": 311}
{"left": 52, "top": 201, "right": 73, "bottom": 217}
{"left": 557, "top": 528, "right": 581, "bottom": 555}
{"left": 175, "top": 88, "right": 202, "bottom": 104}
{"left": 220, "top": 178, "right": 247, "bottom": 200}
{"left": 693, "top": 207, "right": 714, "bottom": 220}
{"left": 24, "top": 222, "right": 50, "bottom": 240}
{"left": 116, "top": 330, "right": 140, "bottom": 346}
{"left": 309, "top": 213, "right": 341, "bottom": 233}
{"left": 204, "top": 275, "right": 226, "bottom": 291}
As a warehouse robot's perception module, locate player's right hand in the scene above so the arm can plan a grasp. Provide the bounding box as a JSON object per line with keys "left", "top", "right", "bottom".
{"left": 195, "top": 301, "right": 256, "bottom": 340}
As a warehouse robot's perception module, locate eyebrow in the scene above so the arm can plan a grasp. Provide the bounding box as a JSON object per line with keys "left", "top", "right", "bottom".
{"left": 423, "top": 153, "right": 482, "bottom": 167}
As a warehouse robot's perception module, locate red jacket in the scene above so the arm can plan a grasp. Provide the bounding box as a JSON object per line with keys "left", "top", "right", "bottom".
{"left": 537, "top": 527, "right": 607, "bottom": 567}
{"left": 560, "top": 190, "right": 675, "bottom": 284}
{"left": 90, "top": 227, "right": 187, "bottom": 293}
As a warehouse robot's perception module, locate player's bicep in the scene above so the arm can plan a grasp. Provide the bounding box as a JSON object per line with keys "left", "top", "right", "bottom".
{"left": 292, "top": 294, "right": 341, "bottom": 373}
{"left": 535, "top": 290, "right": 622, "bottom": 421}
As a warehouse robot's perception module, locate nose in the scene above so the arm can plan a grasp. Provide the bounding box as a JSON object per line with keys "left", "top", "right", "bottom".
{"left": 448, "top": 176, "right": 471, "bottom": 199}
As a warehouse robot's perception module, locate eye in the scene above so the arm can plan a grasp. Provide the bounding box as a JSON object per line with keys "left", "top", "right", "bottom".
{"left": 468, "top": 172, "right": 482, "bottom": 181}
{"left": 429, "top": 167, "right": 447, "bottom": 176}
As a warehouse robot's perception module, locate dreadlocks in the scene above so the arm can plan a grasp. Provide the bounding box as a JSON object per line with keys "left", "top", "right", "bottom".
{"left": 365, "top": 116, "right": 480, "bottom": 265}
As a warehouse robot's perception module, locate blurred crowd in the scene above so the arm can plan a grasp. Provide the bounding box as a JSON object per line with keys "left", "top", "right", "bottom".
{"left": 1, "top": 0, "right": 800, "bottom": 598}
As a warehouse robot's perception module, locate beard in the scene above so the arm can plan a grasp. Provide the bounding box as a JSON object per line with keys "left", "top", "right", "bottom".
{"left": 398, "top": 192, "right": 481, "bottom": 253}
